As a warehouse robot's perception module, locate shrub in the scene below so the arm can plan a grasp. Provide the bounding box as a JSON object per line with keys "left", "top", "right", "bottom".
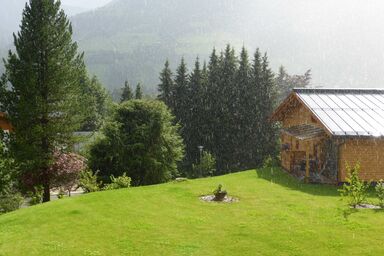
{"left": 28, "top": 186, "right": 44, "bottom": 205}
{"left": 192, "top": 151, "right": 216, "bottom": 178}
{"left": 213, "top": 184, "right": 227, "bottom": 201}
{"left": 339, "top": 162, "right": 369, "bottom": 208}
{"left": 50, "top": 151, "right": 86, "bottom": 196}
{"left": 375, "top": 180, "right": 384, "bottom": 208}
{"left": 88, "top": 100, "right": 184, "bottom": 186}
{"left": 78, "top": 170, "right": 101, "bottom": 193}
{"left": 104, "top": 173, "right": 131, "bottom": 190}
{"left": 0, "top": 192, "right": 23, "bottom": 214}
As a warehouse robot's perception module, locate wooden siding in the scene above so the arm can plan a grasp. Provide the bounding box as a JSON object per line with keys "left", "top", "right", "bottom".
{"left": 280, "top": 103, "right": 324, "bottom": 172}
{"left": 339, "top": 139, "right": 384, "bottom": 182}
{"left": 282, "top": 102, "right": 320, "bottom": 128}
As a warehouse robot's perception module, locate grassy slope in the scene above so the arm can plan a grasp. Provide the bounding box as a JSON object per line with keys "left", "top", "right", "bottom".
{"left": 1, "top": 169, "right": 383, "bottom": 256}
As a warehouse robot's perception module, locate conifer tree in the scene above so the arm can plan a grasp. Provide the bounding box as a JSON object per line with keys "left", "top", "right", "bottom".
{"left": 183, "top": 58, "right": 204, "bottom": 175}
{"left": 120, "top": 80, "right": 133, "bottom": 102}
{"left": 235, "top": 47, "right": 252, "bottom": 167}
{"left": 173, "top": 58, "right": 189, "bottom": 122}
{"left": 216, "top": 45, "right": 238, "bottom": 172}
{"left": 158, "top": 60, "right": 174, "bottom": 109}
{"left": 1, "top": 0, "right": 87, "bottom": 202}
{"left": 253, "top": 52, "right": 278, "bottom": 164}
{"left": 135, "top": 83, "right": 143, "bottom": 99}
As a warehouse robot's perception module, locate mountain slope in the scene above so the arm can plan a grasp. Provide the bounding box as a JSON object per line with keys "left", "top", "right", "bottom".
{"left": 0, "top": 169, "right": 383, "bottom": 255}
{"left": 70, "top": 0, "right": 384, "bottom": 92}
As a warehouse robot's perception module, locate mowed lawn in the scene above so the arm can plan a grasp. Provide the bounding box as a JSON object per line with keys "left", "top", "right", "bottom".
{"left": 1, "top": 169, "right": 384, "bottom": 256}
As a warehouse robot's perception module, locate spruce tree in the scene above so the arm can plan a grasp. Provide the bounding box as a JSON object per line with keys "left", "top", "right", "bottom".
{"left": 120, "top": 80, "right": 133, "bottom": 102}
{"left": 235, "top": 47, "right": 252, "bottom": 167}
{"left": 1, "top": 0, "right": 87, "bottom": 202}
{"left": 135, "top": 83, "right": 143, "bottom": 99}
{"left": 183, "top": 58, "right": 204, "bottom": 175}
{"left": 173, "top": 58, "right": 189, "bottom": 122}
{"left": 217, "top": 45, "right": 238, "bottom": 172}
{"left": 158, "top": 60, "right": 174, "bottom": 109}
{"left": 253, "top": 51, "right": 278, "bottom": 165}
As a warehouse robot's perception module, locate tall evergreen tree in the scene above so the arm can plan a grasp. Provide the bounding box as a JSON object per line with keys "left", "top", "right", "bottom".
{"left": 0, "top": 0, "right": 87, "bottom": 202}
{"left": 173, "top": 58, "right": 189, "bottom": 122}
{"left": 135, "top": 83, "right": 143, "bottom": 99}
{"left": 120, "top": 80, "right": 133, "bottom": 102}
{"left": 216, "top": 45, "right": 238, "bottom": 172}
{"left": 235, "top": 47, "right": 252, "bottom": 167}
{"left": 183, "top": 58, "right": 204, "bottom": 175}
{"left": 157, "top": 60, "right": 174, "bottom": 109}
{"left": 253, "top": 52, "right": 278, "bottom": 164}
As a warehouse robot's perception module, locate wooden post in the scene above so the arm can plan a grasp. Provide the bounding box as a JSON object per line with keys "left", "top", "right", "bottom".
{"left": 305, "top": 141, "right": 310, "bottom": 183}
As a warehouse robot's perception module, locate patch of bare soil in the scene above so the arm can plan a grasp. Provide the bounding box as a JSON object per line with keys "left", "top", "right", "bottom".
{"left": 200, "top": 195, "right": 239, "bottom": 203}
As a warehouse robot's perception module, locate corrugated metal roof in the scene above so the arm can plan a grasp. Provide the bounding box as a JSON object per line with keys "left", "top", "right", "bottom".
{"left": 282, "top": 124, "right": 326, "bottom": 140}
{"left": 294, "top": 88, "right": 384, "bottom": 137}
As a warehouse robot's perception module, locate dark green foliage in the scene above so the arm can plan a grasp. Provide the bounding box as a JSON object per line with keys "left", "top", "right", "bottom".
{"left": 157, "top": 60, "right": 174, "bottom": 108}
{"left": 158, "top": 45, "right": 280, "bottom": 176}
{"left": 78, "top": 170, "right": 101, "bottom": 193}
{"left": 1, "top": 0, "right": 88, "bottom": 202}
{"left": 121, "top": 80, "right": 133, "bottom": 102}
{"left": 135, "top": 83, "right": 143, "bottom": 99}
{"left": 103, "top": 173, "right": 131, "bottom": 190}
{"left": 276, "top": 66, "right": 311, "bottom": 103}
{"left": 88, "top": 100, "right": 184, "bottom": 186}
{"left": 81, "top": 76, "right": 112, "bottom": 131}
{"left": 339, "top": 162, "right": 369, "bottom": 208}
{"left": 0, "top": 193, "right": 23, "bottom": 214}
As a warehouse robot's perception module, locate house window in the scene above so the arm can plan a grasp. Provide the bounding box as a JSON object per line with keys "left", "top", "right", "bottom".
{"left": 296, "top": 140, "right": 300, "bottom": 150}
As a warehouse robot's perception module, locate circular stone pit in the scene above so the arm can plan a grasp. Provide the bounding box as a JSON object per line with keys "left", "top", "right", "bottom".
{"left": 200, "top": 195, "right": 239, "bottom": 203}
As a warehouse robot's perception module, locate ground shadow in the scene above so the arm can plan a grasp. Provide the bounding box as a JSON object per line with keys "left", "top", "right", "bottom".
{"left": 255, "top": 167, "right": 340, "bottom": 197}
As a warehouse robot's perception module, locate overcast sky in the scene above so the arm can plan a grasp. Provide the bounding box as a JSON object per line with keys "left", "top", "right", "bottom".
{"left": 61, "top": 0, "right": 113, "bottom": 9}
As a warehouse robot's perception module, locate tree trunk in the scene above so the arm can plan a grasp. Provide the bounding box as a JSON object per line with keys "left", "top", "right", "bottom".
{"left": 42, "top": 182, "right": 50, "bottom": 202}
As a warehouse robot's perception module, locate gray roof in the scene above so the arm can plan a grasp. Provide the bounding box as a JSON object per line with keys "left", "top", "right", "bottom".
{"left": 294, "top": 88, "right": 384, "bottom": 137}
{"left": 282, "top": 124, "right": 326, "bottom": 140}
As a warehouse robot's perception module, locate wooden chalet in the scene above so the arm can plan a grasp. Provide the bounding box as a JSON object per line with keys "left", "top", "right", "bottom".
{"left": 271, "top": 88, "right": 384, "bottom": 183}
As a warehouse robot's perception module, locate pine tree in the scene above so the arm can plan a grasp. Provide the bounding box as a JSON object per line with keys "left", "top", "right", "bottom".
{"left": 235, "top": 47, "right": 252, "bottom": 168}
{"left": 173, "top": 58, "right": 189, "bottom": 122}
{"left": 217, "top": 45, "right": 238, "bottom": 172}
{"left": 158, "top": 60, "right": 174, "bottom": 109}
{"left": 183, "top": 58, "right": 204, "bottom": 175}
{"left": 253, "top": 52, "right": 278, "bottom": 165}
{"left": 135, "top": 83, "right": 143, "bottom": 99}
{"left": 120, "top": 80, "right": 133, "bottom": 102}
{"left": 1, "top": 0, "right": 87, "bottom": 202}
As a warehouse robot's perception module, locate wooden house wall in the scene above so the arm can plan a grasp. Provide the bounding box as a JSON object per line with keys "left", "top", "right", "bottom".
{"left": 280, "top": 103, "right": 324, "bottom": 172}
{"left": 339, "top": 139, "right": 384, "bottom": 182}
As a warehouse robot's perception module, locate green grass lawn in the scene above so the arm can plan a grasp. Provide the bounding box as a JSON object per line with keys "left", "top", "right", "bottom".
{"left": 1, "top": 168, "right": 383, "bottom": 256}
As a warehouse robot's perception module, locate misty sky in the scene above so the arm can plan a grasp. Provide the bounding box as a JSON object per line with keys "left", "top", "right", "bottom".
{"left": 61, "top": 0, "right": 113, "bottom": 9}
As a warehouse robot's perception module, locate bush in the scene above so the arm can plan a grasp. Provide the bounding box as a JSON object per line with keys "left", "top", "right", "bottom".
{"left": 213, "top": 184, "right": 227, "bottom": 201}
{"left": 28, "top": 186, "right": 44, "bottom": 205}
{"left": 339, "top": 162, "right": 369, "bottom": 208}
{"left": 78, "top": 170, "right": 101, "bottom": 193}
{"left": 375, "top": 180, "right": 384, "bottom": 207}
{"left": 103, "top": 173, "right": 131, "bottom": 190}
{"left": 0, "top": 192, "right": 23, "bottom": 214}
{"left": 192, "top": 151, "right": 216, "bottom": 178}
{"left": 88, "top": 100, "right": 184, "bottom": 186}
